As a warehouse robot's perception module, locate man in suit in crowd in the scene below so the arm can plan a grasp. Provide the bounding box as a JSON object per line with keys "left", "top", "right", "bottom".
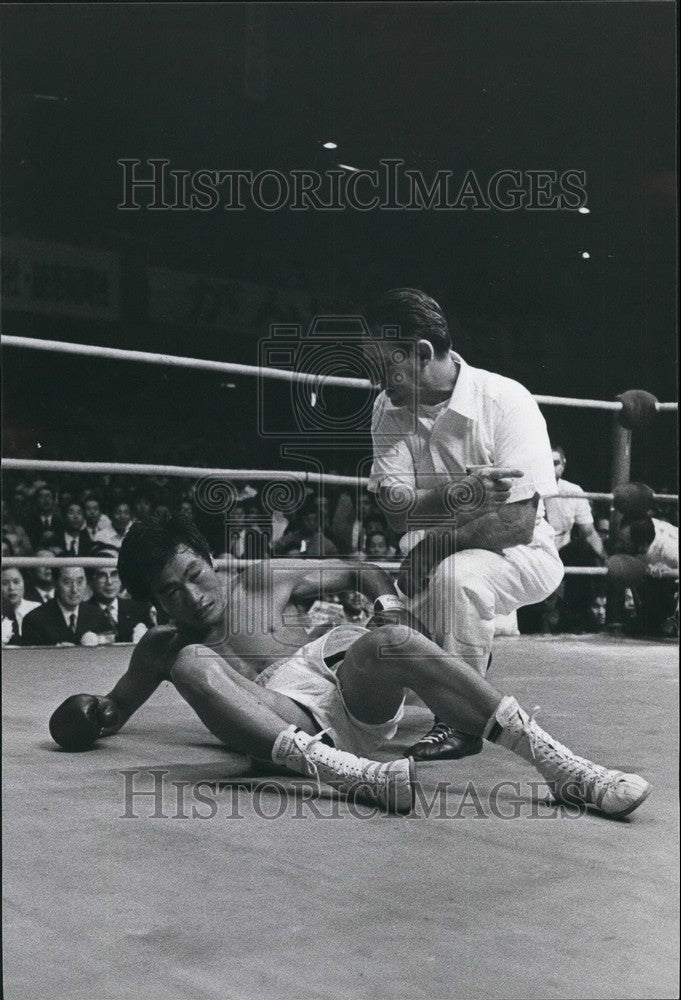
{"left": 22, "top": 565, "right": 110, "bottom": 646}
{"left": 1, "top": 499, "right": 33, "bottom": 555}
{"left": 1, "top": 567, "right": 40, "bottom": 645}
{"left": 25, "top": 485, "right": 63, "bottom": 550}
{"left": 274, "top": 500, "right": 338, "bottom": 558}
{"left": 23, "top": 549, "right": 57, "bottom": 604}
{"left": 60, "top": 503, "right": 94, "bottom": 558}
{"left": 87, "top": 562, "right": 152, "bottom": 643}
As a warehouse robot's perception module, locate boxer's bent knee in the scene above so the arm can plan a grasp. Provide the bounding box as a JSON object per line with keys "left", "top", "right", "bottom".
{"left": 365, "top": 623, "right": 416, "bottom": 654}
{"left": 354, "top": 624, "right": 434, "bottom": 669}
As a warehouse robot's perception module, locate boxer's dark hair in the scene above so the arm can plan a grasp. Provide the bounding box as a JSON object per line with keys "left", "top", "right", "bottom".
{"left": 118, "top": 511, "right": 212, "bottom": 603}
{"left": 363, "top": 288, "right": 451, "bottom": 357}
{"left": 551, "top": 444, "right": 567, "bottom": 462}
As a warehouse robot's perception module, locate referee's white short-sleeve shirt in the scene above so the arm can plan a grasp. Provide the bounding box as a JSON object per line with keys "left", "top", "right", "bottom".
{"left": 368, "top": 352, "right": 556, "bottom": 550}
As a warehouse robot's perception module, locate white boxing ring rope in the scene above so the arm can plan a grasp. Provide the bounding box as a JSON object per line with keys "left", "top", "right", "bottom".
{"left": 1, "top": 458, "right": 677, "bottom": 506}
{"left": 2, "top": 333, "right": 678, "bottom": 582}
{"left": 6, "top": 556, "right": 678, "bottom": 579}
{"left": 0, "top": 335, "right": 370, "bottom": 390}
{"left": 1, "top": 459, "right": 363, "bottom": 490}
{"left": 2, "top": 334, "right": 679, "bottom": 412}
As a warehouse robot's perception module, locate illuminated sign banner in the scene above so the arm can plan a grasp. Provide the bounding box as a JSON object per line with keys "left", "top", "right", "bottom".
{"left": 148, "top": 267, "right": 334, "bottom": 335}
{"left": 1, "top": 239, "right": 120, "bottom": 320}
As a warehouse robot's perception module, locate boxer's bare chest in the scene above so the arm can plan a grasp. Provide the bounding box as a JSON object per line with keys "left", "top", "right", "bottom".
{"left": 201, "top": 577, "right": 313, "bottom": 677}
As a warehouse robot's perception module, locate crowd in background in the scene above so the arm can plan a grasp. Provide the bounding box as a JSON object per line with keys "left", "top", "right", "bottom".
{"left": 2, "top": 457, "right": 678, "bottom": 646}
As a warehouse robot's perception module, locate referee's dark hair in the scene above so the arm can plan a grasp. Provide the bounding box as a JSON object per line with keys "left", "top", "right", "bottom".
{"left": 363, "top": 288, "right": 451, "bottom": 358}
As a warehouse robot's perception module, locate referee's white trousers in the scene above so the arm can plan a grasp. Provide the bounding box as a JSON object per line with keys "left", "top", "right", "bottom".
{"left": 408, "top": 521, "right": 564, "bottom": 675}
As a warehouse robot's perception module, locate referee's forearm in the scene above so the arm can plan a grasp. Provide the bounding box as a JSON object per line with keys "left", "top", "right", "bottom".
{"left": 378, "top": 484, "right": 452, "bottom": 534}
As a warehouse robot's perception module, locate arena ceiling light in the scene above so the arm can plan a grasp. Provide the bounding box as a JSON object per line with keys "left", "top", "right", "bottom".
{"left": 578, "top": 206, "right": 590, "bottom": 214}
{"left": 322, "top": 141, "right": 338, "bottom": 149}
{"left": 580, "top": 251, "right": 591, "bottom": 259}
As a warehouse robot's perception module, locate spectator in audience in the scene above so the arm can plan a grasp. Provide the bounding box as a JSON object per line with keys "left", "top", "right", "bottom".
{"left": 364, "top": 528, "right": 396, "bottom": 559}
{"left": 583, "top": 589, "right": 608, "bottom": 633}
{"left": 312, "top": 492, "right": 332, "bottom": 535}
{"left": 544, "top": 446, "right": 606, "bottom": 563}
{"left": 87, "top": 563, "right": 152, "bottom": 643}
{"left": 1, "top": 567, "right": 40, "bottom": 646}
{"left": 594, "top": 515, "right": 611, "bottom": 552}
{"left": 274, "top": 500, "right": 338, "bottom": 557}
{"left": 11, "top": 484, "right": 31, "bottom": 524}
{"left": 59, "top": 490, "right": 75, "bottom": 511}
{"left": 177, "top": 499, "right": 197, "bottom": 523}
{"left": 153, "top": 504, "right": 172, "bottom": 523}
{"left": 24, "top": 550, "right": 57, "bottom": 604}
{"left": 225, "top": 504, "right": 271, "bottom": 559}
{"left": 2, "top": 535, "right": 15, "bottom": 557}
{"left": 621, "top": 587, "right": 641, "bottom": 636}
{"left": 631, "top": 514, "right": 679, "bottom": 577}
{"left": 626, "top": 514, "right": 678, "bottom": 636}
{"left": 331, "top": 491, "right": 381, "bottom": 555}
{"left": 60, "top": 502, "right": 94, "bottom": 557}
{"left": 540, "top": 445, "right": 607, "bottom": 631}
{"left": 1, "top": 500, "right": 33, "bottom": 555}
{"left": 109, "top": 502, "right": 134, "bottom": 549}
{"left": 37, "top": 530, "right": 65, "bottom": 557}
{"left": 83, "top": 496, "right": 116, "bottom": 545}
{"left": 132, "top": 493, "right": 154, "bottom": 524}
{"left": 22, "top": 565, "right": 110, "bottom": 646}
{"left": 25, "top": 485, "right": 63, "bottom": 549}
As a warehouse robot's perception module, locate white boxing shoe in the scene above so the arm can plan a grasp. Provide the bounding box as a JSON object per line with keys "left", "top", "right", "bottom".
{"left": 493, "top": 696, "right": 651, "bottom": 818}
{"left": 272, "top": 725, "right": 416, "bottom": 814}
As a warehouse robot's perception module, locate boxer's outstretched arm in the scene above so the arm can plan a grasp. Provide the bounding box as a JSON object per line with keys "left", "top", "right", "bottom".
{"left": 103, "top": 626, "right": 183, "bottom": 732}
{"left": 237, "top": 558, "right": 398, "bottom": 605}
{"left": 288, "top": 560, "right": 397, "bottom": 605}
{"left": 49, "top": 626, "right": 183, "bottom": 751}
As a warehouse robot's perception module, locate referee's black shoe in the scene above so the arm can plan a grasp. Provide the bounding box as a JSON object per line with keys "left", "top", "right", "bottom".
{"left": 407, "top": 723, "right": 483, "bottom": 761}
{"left": 408, "top": 652, "right": 492, "bottom": 761}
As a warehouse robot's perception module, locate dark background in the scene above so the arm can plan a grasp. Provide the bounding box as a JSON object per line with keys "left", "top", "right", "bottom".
{"left": 1, "top": 3, "right": 677, "bottom": 491}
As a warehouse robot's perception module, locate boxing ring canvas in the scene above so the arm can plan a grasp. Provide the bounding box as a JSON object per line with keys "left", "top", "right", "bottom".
{"left": 2, "top": 4, "right": 679, "bottom": 998}
{"left": 3, "top": 635, "right": 678, "bottom": 1000}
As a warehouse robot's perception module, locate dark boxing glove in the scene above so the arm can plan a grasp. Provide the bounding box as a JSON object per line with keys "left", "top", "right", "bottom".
{"left": 49, "top": 694, "right": 120, "bottom": 751}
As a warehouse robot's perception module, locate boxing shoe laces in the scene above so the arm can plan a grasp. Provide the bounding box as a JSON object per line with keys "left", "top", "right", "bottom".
{"left": 272, "top": 725, "right": 415, "bottom": 814}
{"left": 407, "top": 720, "right": 483, "bottom": 761}
{"left": 415, "top": 721, "right": 452, "bottom": 746}
{"left": 496, "top": 698, "right": 651, "bottom": 818}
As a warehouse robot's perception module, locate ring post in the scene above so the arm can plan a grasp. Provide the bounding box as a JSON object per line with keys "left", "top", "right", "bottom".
{"left": 610, "top": 412, "right": 631, "bottom": 491}
{"left": 609, "top": 405, "right": 632, "bottom": 569}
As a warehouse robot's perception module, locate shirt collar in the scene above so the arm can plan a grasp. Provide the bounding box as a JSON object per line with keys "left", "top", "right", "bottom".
{"left": 445, "top": 352, "right": 475, "bottom": 420}
{"left": 56, "top": 601, "right": 78, "bottom": 625}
